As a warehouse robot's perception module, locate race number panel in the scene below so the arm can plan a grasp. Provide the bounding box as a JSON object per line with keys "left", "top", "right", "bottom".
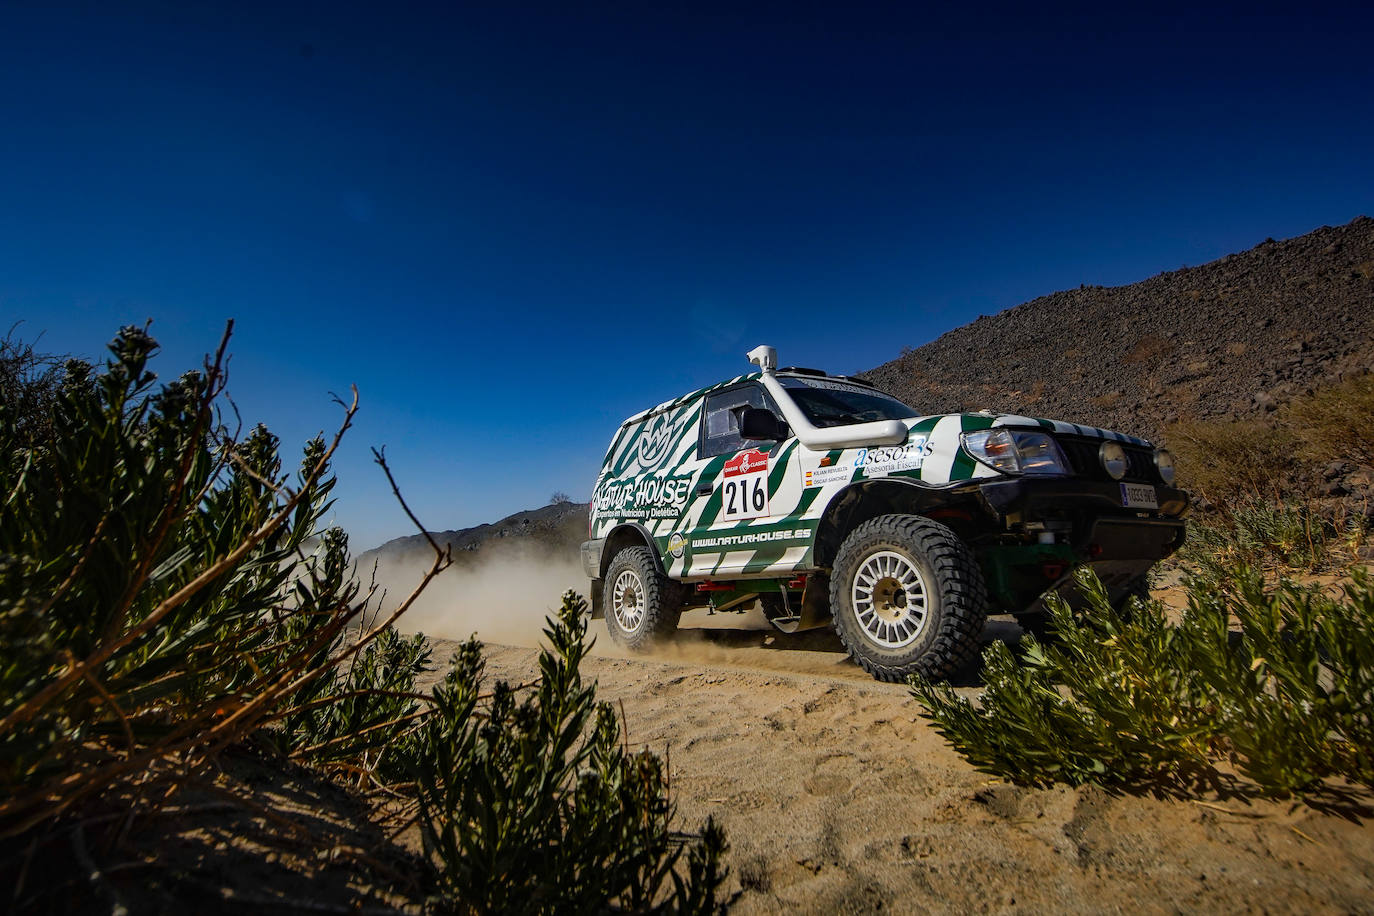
{"left": 720, "top": 449, "right": 770, "bottom": 522}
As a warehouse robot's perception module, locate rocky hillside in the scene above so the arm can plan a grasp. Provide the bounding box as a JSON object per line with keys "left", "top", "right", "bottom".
{"left": 357, "top": 500, "right": 587, "bottom": 567}
{"left": 862, "top": 216, "right": 1374, "bottom": 442}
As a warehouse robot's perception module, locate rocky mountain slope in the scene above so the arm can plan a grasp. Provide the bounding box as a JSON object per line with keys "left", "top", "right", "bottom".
{"left": 861, "top": 216, "right": 1374, "bottom": 442}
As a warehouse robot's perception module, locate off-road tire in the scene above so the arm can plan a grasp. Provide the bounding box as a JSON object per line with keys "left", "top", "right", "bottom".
{"left": 830, "top": 514, "right": 987, "bottom": 683}
{"left": 604, "top": 546, "right": 684, "bottom": 649}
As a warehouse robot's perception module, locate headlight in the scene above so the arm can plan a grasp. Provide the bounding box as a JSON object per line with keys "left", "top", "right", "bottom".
{"left": 1154, "top": 448, "right": 1176, "bottom": 485}
{"left": 962, "top": 429, "right": 1069, "bottom": 476}
{"left": 1099, "top": 441, "right": 1127, "bottom": 480}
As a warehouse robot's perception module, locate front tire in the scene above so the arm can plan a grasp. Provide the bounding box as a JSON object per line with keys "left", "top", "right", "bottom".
{"left": 604, "top": 546, "right": 683, "bottom": 649}
{"left": 830, "top": 515, "right": 987, "bottom": 683}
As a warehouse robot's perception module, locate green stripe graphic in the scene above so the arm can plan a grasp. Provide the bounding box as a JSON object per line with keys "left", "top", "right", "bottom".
{"left": 950, "top": 414, "right": 993, "bottom": 481}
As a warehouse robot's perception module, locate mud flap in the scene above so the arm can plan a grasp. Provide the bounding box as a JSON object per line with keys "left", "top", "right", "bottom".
{"left": 589, "top": 579, "right": 604, "bottom": 619}
{"left": 763, "top": 572, "right": 834, "bottom": 634}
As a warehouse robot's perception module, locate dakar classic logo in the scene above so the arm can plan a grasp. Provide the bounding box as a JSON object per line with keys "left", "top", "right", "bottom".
{"left": 635, "top": 411, "right": 679, "bottom": 469}
{"left": 723, "top": 449, "right": 769, "bottom": 477}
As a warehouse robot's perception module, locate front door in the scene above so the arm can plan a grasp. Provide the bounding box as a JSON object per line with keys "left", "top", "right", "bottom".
{"left": 677, "top": 383, "right": 803, "bottom": 578}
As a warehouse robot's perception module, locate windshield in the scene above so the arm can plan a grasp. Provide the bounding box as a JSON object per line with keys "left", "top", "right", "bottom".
{"left": 778, "top": 377, "right": 919, "bottom": 428}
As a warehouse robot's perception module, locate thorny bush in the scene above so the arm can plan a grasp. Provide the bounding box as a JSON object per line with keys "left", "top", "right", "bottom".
{"left": 1, "top": 325, "right": 725, "bottom": 912}
{"left": 0, "top": 323, "right": 434, "bottom": 837}
{"left": 1164, "top": 371, "right": 1374, "bottom": 574}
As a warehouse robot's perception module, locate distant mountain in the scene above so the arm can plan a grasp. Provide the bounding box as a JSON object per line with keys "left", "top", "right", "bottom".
{"left": 357, "top": 501, "right": 588, "bottom": 568}
{"left": 861, "top": 216, "right": 1374, "bottom": 441}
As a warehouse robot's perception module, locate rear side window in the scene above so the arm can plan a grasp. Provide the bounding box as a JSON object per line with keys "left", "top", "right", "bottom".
{"left": 701, "top": 384, "right": 774, "bottom": 458}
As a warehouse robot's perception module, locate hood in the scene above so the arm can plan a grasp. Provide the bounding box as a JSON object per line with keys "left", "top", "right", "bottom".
{"left": 987, "top": 413, "right": 1153, "bottom": 448}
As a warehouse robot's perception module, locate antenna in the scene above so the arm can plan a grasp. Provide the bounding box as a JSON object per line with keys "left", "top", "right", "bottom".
{"left": 746, "top": 345, "right": 777, "bottom": 374}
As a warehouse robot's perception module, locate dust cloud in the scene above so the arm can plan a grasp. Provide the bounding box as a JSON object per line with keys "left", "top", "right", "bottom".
{"left": 596, "top": 606, "right": 866, "bottom": 678}
{"left": 356, "top": 543, "right": 864, "bottom": 680}
{"left": 360, "top": 542, "right": 586, "bottom": 647}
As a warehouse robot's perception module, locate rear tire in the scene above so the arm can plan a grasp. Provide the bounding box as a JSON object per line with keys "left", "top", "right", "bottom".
{"left": 830, "top": 515, "right": 987, "bottom": 683}
{"left": 604, "top": 546, "right": 683, "bottom": 649}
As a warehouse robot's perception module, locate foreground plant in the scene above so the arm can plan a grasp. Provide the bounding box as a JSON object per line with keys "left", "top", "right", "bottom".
{"left": 911, "top": 567, "right": 1374, "bottom": 796}
{"left": 417, "top": 591, "right": 727, "bottom": 914}
{"left": 0, "top": 323, "right": 449, "bottom": 839}
{"left": 1, "top": 324, "right": 725, "bottom": 912}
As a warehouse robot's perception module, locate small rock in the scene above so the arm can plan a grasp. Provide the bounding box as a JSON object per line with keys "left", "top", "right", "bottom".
{"left": 1320, "top": 481, "right": 1348, "bottom": 497}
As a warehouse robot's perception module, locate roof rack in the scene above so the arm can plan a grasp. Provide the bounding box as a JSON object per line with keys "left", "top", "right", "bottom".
{"left": 837, "top": 375, "right": 878, "bottom": 389}
{"left": 777, "top": 368, "right": 879, "bottom": 389}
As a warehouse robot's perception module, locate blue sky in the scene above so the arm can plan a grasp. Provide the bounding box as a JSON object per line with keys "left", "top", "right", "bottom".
{"left": 4, "top": 1, "right": 1372, "bottom": 550}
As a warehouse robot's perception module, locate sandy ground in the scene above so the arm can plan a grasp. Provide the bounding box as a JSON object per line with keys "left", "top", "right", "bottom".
{"left": 421, "top": 599, "right": 1374, "bottom": 915}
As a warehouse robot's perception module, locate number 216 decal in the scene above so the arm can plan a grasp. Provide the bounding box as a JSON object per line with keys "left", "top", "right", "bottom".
{"left": 720, "top": 449, "right": 770, "bottom": 521}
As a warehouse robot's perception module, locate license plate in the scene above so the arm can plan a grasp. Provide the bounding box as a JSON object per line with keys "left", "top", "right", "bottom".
{"left": 1120, "top": 483, "right": 1158, "bottom": 509}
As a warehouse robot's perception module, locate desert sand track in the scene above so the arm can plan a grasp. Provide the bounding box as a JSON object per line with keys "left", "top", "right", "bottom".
{"left": 422, "top": 605, "right": 1374, "bottom": 914}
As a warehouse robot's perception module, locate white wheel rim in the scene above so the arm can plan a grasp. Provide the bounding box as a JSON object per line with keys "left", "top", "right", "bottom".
{"left": 851, "top": 549, "right": 928, "bottom": 649}
{"left": 611, "top": 569, "right": 645, "bottom": 633}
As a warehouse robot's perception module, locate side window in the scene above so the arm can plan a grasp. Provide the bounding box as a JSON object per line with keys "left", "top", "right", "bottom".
{"left": 700, "top": 385, "right": 773, "bottom": 459}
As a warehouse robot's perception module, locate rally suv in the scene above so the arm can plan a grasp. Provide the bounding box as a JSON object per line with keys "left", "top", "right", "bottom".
{"left": 580, "top": 345, "right": 1188, "bottom": 682}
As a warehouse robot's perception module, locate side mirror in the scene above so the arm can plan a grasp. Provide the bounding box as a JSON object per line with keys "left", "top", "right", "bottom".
{"left": 740, "top": 407, "right": 788, "bottom": 441}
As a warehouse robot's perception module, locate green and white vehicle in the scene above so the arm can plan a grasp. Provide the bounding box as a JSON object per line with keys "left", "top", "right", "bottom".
{"left": 581, "top": 345, "right": 1188, "bottom": 682}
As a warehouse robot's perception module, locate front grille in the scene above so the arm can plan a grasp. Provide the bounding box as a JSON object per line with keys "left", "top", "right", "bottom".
{"left": 1055, "top": 436, "right": 1160, "bottom": 484}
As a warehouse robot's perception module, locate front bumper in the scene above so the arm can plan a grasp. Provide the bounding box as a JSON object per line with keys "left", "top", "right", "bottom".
{"left": 977, "top": 476, "right": 1188, "bottom": 531}
{"left": 977, "top": 477, "right": 1187, "bottom": 556}
{"left": 971, "top": 477, "right": 1188, "bottom": 614}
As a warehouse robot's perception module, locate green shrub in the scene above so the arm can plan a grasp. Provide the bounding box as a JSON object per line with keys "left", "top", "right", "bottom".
{"left": 912, "top": 567, "right": 1374, "bottom": 796}
{"left": 0, "top": 325, "right": 433, "bottom": 836}
{"left": 912, "top": 572, "right": 1217, "bottom": 787}
{"left": 270, "top": 600, "right": 434, "bottom": 785}
{"left": 1181, "top": 498, "right": 1352, "bottom": 573}
{"left": 1211, "top": 568, "right": 1374, "bottom": 789}
{"left": 416, "top": 591, "right": 727, "bottom": 914}
{"left": 2, "top": 325, "right": 725, "bottom": 912}
{"left": 1164, "top": 417, "right": 1299, "bottom": 507}
{"left": 1285, "top": 371, "right": 1374, "bottom": 468}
